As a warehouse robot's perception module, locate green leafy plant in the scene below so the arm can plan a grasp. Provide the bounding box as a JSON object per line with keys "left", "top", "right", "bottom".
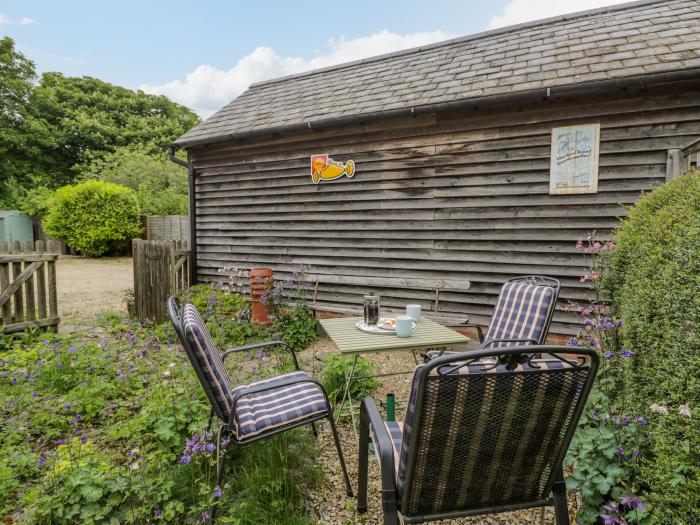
{"left": 44, "top": 180, "right": 141, "bottom": 257}
{"left": 564, "top": 234, "right": 651, "bottom": 524}
{"left": 606, "top": 170, "right": 700, "bottom": 523}
{"left": 0, "top": 302, "right": 321, "bottom": 524}
{"left": 321, "top": 354, "right": 379, "bottom": 405}
{"left": 264, "top": 265, "right": 318, "bottom": 352}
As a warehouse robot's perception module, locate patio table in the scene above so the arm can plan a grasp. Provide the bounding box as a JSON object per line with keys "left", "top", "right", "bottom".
{"left": 319, "top": 316, "right": 470, "bottom": 439}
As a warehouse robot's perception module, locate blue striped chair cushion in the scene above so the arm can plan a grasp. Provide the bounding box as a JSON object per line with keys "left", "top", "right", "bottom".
{"left": 484, "top": 282, "right": 555, "bottom": 347}
{"left": 183, "top": 304, "right": 235, "bottom": 419}
{"left": 396, "top": 355, "right": 574, "bottom": 497}
{"left": 232, "top": 371, "right": 328, "bottom": 440}
{"left": 370, "top": 420, "right": 403, "bottom": 475}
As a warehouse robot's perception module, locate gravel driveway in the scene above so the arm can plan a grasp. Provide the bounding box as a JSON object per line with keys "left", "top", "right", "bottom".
{"left": 56, "top": 256, "right": 133, "bottom": 323}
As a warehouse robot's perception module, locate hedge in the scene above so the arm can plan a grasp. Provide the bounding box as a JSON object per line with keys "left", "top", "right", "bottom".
{"left": 607, "top": 170, "right": 700, "bottom": 522}
{"left": 44, "top": 180, "right": 141, "bottom": 257}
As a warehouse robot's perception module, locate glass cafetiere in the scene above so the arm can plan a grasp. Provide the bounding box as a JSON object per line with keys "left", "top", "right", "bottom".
{"left": 363, "top": 293, "right": 380, "bottom": 325}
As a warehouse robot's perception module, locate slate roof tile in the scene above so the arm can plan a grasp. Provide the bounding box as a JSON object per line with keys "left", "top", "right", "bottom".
{"left": 174, "top": 0, "right": 700, "bottom": 147}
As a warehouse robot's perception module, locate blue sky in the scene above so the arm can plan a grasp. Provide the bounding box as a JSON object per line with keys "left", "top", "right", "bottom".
{"left": 1, "top": 0, "right": 626, "bottom": 116}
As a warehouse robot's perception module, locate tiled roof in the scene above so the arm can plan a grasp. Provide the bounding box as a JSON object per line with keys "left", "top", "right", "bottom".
{"left": 175, "top": 0, "right": 700, "bottom": 147}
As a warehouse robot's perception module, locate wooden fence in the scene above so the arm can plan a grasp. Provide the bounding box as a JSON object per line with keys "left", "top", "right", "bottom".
{"left": 141, "top": 215, "right": 189, "bottom": 242}
{"left": 132, "top": 240, "right": 190, "bottom": 323}
{"left": 0, "top": 240, "right": 59, "bottom": 333}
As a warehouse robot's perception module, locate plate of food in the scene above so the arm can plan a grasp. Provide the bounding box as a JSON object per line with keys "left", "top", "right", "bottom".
{"left": 355, "top": 317, "right": 417, "bottom": 335}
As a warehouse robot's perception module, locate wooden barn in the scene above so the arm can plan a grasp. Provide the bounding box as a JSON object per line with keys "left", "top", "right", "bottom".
{"left": 169, "top": 0, "right": 700, "bottom": 335}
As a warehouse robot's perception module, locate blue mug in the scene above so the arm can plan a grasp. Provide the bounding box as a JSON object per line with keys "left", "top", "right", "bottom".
{"left": 395, "top": 315, "right": 414, "bottom": 338}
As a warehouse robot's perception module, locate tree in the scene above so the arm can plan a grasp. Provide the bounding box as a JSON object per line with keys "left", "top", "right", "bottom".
{"left": 30, "top": 74, "right": 200, "bottom": 187}
{"left": 78, "top": 146, "right": 189, "bottom": 215}
{"left": 0, "top": 37, "right": 50, "bottom": 206}
{"left": 44, "top": 180, "right": 141, "bottom": 257}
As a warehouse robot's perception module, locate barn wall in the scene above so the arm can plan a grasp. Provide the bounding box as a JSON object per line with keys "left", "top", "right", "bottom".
{"left": 188, "top": 82, "right": 700, "bottom": 334}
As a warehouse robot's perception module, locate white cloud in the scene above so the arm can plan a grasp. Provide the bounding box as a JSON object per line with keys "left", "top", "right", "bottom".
{"left": 140, "top": 29, "right": 455, "bottom": 117}
{"left": 487, "top": 0, "right": 629, "bottom": 29}
{"left": 0, "top": 14, "right": 35, "bottom": 25}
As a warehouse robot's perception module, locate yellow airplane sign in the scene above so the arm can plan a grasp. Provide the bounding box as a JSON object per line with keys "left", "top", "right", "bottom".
{"left": 310, "top": 154, "right": 355, "bottom": 184}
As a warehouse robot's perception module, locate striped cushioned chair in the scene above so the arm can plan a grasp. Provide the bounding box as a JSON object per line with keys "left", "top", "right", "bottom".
{"left": 168, "top": 297, "right": 352, "bottom": 522}
{"left": 358, "top": 346, "right": 598, "bottom": 525}
{"left": 425, "top": 275, "right": 560, "bottom": 361}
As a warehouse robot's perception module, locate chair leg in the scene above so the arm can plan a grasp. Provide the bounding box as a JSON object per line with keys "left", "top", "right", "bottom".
{"left": 205, "top": 407, "right": 214, "bottom": 433}
{"left": 552, "top": 467, "right": 570, "bottom": 525}
{"left": 328, "top": 415, "right": 353, "bottom": 497}
{"left": 357, "top": 407, "right": 369, "bottom": 513}
{"left": 209, "top": 444, "right": 229, "bottom": 524}
{"left": 310, "top": 421, "right": 318, "bottom": 438}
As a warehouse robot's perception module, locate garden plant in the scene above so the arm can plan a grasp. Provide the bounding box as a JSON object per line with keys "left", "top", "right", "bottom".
{"left": 565, "top": 170, "right": 699, "bottom": 524}
{"left": 0, "top": 283, "right": 322, "bottom": 524}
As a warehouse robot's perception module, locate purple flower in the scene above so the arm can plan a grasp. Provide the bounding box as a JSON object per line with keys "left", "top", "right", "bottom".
{"left": 68, "top": 346, "right": 77, "bottom": 352}
{"left": 7, "top": 399, "right": 14, "bottom": 408}
{"left": 64, "top": 403, "right": 73, "bottom": 410}
{"left": 636, "top": 415, "right": 647, "bottom": 426}
{"left": 154, "top": 508, "right": 163, "bottom": 517}
{"left": 621, "top": 349, "right": 634, "bottom": 358}
{"left": 621, "top": 495, "right": 644, "bottom": 510}
{"left": 37, "top": 453, "right": 46, "bottom": 467}
{"left": 566, "top": 337, "right": 581, "bottom": 347}
{"left": 54, "top": 438, "right": 65, "bottom": 445}
{"left": 205, "top": 443, "right": 215, "bottom": 453}
{"left": 603, "top": 351, "right": 615, "bottom": 360}
{"left": 615, "top": 445, "right": 625, "bottom": 459}
{"left": 201, "top": 511, "right": 210, "bottom": 522}
{"left": 622, "top": 416, "right": 632, "bottom": 426}
{"left": 56, "top": 362, "right": 63, "bottom": 369}
{"left": 179, "top": 455, "right": 191, "bottom": 464}
{"left": 631, "top": 448, "right": 640, "bottom": 458}
{"left": 213, "top": 486, "right": 222, "bottom": 498}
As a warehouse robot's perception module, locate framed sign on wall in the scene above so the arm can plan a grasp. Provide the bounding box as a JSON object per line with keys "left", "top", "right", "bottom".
{"left": 549, "top": 123, "right": 600, "bottom": 195}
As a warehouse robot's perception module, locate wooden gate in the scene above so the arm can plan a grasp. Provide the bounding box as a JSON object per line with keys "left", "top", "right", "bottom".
{"left": 132, "top": 240, "right": 190, "bottom": 323}
{"left": 0, "top": 240, "right": 59, "bottom": 333}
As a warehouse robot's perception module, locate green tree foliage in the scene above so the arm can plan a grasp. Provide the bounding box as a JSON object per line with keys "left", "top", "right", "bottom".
{"left": 607, "top": 170, "right": 700, "bottom": 523}
{"left": 29, "top": 73, "right": 199, "bottom": 187}
{"left": 0, "top": 37, "right": 47, "bottom": 206}
{"left": 78, "top": 146, "right": 189, "bottom": 215}
{"left": 0, "top": 37, "right": 200, "bottom": 209}
{"left": 44, "top": 180, "right": 142, "bottom": 256}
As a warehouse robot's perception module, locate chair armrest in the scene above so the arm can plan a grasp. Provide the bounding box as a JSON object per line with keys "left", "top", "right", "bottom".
{"left": 360, "top": 398, "right": 398, "bottom": 494}
{"left": 481, "top": 337, "right": 537, "bottom": 349}
{"left": 443, "top": 322, "right": 484, "bottom": 342}
{"left": 222, "top": 340, "right": 300, "bottom": 370}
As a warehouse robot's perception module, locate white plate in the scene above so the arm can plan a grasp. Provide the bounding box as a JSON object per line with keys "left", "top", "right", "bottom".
{"left": 355, "top": 318, "right": 417, "bottom": 335}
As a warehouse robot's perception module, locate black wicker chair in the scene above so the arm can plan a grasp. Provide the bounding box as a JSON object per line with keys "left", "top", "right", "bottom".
{"left": 358, "top": 345, "right": 598, "bottom": 525}
{"left": 167, "top": 297, "right": 352, "bottom": 522}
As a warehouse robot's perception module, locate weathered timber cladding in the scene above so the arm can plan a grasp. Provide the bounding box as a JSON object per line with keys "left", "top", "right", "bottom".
{"left": 188, "top": 83, "right": 700, "bottom": 334}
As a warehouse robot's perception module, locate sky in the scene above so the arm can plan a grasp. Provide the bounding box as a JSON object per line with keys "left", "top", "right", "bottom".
{"left": 2, "top": 0, "right": 629, "bottom": 117}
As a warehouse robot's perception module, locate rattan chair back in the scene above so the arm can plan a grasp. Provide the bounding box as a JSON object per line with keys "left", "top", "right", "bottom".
{"left": 399, "top": 347, "right": 597, "bottom": 519}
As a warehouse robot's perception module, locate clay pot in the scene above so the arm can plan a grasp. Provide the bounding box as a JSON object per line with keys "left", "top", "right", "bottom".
{"left": 250, "top": 267, "right": 273, "bottom": 326}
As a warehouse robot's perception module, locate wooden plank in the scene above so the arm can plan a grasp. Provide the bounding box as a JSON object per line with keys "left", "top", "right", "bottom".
{"left": 2, "top": 316, "right": 61, "bottom": 334}
{"left": 11, "top": 241, "right": 23, "bottom": 324}
{"left": 24, "top": 241, "right": 36, "bottom": 321}
{"left": 35, "top": 241, "right": 47, "bottom": 320}
{"left": 0, "top": 242, "right": 10, "bottom": 325}
{"left": 47, "top": 257, "right": 58, "bottom": 331}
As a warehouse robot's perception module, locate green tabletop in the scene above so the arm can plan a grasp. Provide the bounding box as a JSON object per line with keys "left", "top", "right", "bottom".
{"left": 319, "top": 316, "right": 469, "bottom": 354}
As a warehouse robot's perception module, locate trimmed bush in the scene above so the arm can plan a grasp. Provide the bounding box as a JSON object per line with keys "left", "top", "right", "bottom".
{"left": 607, "top": 170, "right": 700, "bottom": 522}
{"left": 44, "top": 180, "right": 141, "bottom": 257}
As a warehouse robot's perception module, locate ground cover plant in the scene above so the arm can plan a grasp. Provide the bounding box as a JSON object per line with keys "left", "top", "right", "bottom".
{"left": 0, "top": 284, "right": 322, "bottom": 524}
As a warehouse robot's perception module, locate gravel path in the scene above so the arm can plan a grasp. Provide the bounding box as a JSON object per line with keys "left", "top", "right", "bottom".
{"left": 300, "top": 337, "right": 576, "bottom": 525}
{"left": 56, "top": 256, "right": 133, "bottom": 323}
